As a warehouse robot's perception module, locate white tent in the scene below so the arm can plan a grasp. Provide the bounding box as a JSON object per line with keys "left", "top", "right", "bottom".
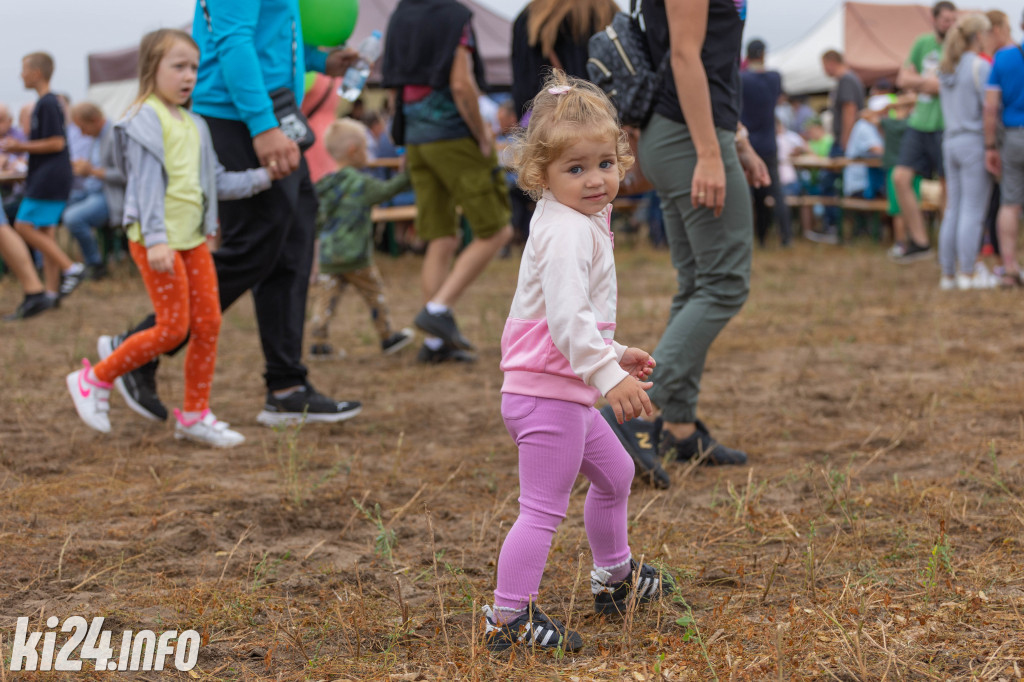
{"left": 765, "top": 5, "right": 840, "bottom": 95}
{"left": 766, "top": 2, "right": 937, "bottom": 96}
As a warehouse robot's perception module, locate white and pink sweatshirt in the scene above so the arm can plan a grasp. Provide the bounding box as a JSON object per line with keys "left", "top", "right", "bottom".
{"left": 500, "top": 192, "right": 629, "bottom": 406}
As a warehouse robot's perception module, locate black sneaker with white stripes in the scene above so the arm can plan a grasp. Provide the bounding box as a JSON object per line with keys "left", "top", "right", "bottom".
{"left": 481, "top": 605, "right": 583, "bottom": 653}
{"left": 255, "top": 383, "right": 361, "bottom": 426}
{"left": 592, "top": 559, "right": 674, "bottom": 617}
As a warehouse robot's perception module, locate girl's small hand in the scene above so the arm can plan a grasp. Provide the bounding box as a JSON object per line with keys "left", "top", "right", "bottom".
{"left": 147, "top": 244, "right": 175, "bottom": 274}
{"left": 606, "top": 376, "right": 654, "bottom": 424}
{"left": 692, "top": 155, "right": 726, "bottom": 217}
{"left": 620, "top": 347, "right": 655, "bottom": 380}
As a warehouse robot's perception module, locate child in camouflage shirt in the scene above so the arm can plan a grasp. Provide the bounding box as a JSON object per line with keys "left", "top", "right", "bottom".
{"left": 309, "top": 118, "right": 414, "bottom": 357}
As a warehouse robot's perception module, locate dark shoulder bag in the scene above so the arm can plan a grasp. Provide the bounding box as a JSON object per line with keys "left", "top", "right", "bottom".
{"left": 586, "top": 0, "right": 669, "bottom": 127}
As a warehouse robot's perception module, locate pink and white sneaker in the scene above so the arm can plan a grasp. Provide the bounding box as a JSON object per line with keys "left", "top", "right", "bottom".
{"left": 174, "top": 409, "right": 245, "bottom": 448}
{"left": 66, "top": 359, "right": 112, "bottom": 433}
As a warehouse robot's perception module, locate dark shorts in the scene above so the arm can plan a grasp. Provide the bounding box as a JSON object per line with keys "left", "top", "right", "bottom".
{"left": 407, "top": 137, "right": 510, "bottom": 241}
{"left": 896, "top": 128, "right": 944, "bottom": 179}
{"left": 1002, "top": 128, "right": 1024, "bottom": 207}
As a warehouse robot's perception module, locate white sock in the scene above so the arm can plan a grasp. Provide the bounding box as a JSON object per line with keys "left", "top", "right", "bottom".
{"left": 45, "top": 291, "right": 58, "bottom": 300}
{"left": 425, "top": 301, "right": 448, "bottom": 315}
{"left": 64, "top": 262, "right": 84, "bottom": 275}
{"left": 181, "top": 410, "right": 203, "bottom": 422}
{"left": 424, "top": 337, "right": 444, "bottom": 351}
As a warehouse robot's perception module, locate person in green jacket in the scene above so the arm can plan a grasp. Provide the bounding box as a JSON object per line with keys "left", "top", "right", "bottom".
{"left": 309, "top": 118, "right": 415, "bottom": 358}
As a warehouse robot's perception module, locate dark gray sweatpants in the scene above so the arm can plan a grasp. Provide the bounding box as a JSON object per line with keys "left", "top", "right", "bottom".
{"left": 638, "top": 114, "right": 753, "bottom": 424}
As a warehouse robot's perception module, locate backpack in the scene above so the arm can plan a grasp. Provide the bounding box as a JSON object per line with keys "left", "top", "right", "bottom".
{"left": 586, "top": 0, "right": 668, "bottom": 128}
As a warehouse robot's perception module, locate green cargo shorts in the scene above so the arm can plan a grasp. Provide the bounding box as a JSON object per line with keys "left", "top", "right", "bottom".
{"left": 406, "top": 137, "right": 510, "bottom": 241}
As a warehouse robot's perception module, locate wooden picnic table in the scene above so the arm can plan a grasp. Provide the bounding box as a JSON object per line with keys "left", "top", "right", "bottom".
{"left": 366, "top": 157, "right": 403, "bottom": 170}
{"left": 790, "top": 154, "right": 882, "bottom": 171}
{"left": 0, "top": 170, "right": 26, "bottom": 185}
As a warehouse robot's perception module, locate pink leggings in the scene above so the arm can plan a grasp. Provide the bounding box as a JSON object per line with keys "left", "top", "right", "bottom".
{"left": 494, "top": 394, "right": 634, "bottom": 613}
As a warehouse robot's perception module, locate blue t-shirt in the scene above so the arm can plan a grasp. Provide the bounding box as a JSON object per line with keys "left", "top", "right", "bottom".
{"left": 987, "top": 45, "right": 1024, "bottom": 128}
{"left": 843, "top": 119, "right": 883, "bottom": 196}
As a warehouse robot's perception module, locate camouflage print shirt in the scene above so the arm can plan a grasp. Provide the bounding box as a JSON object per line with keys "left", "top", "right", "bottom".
{"left": 315, "top": 166, "right": 412, "bottom": 274}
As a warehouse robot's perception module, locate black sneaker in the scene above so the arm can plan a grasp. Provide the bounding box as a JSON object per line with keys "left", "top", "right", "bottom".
{"left": 413, "top": 307, "right": 474, "bottom": 351}
{"left": 658, "top": 420, "right": 747, "bottom": 466}
{"left": 599, "top": 407, "right": 670, "bottom": 489}
{"left": 891, "top": 240, "right": 932, "bottom": 264}
{"left": 59, "top": 262, "right": 87, "bottom": 298}
{"left": 86, "top": 263, "right": 109, "bottom": 281}
{"left": 256, "top": 383, "right": 362, "bottom": 426}
{"left": 381, "top": 328, "right": 415, "bottom": 355}
{"left": 481, "top": 605, "right": 583, "bottom": 653}
{"left": 310, "top": 342, "right": 334, "bottom": 356}
{"left": 592, "top": 559, "right": 675, "bottom": 617}
{"left": 2, "top": 292, "right": 55, "bottom": 321}
{"left": 416, "top": 343, "right": 476, "bottom": 364}
{"left": 97, "top": 334, "right": 168, "bottom": 421}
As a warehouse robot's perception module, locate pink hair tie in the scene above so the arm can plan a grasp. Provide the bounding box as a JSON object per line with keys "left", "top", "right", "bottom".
{"left": 548, "top": 85, "right": 571, "bottom": 95}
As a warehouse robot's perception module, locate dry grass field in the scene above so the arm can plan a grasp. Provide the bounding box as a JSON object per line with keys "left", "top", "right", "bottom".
{"left": 2, "top": 233, "right": 1023, "bottom": 681}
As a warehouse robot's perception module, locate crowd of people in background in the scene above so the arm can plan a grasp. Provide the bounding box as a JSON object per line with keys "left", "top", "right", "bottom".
{"left": 747, "top": 2, "right": 1024, "bottom": 296}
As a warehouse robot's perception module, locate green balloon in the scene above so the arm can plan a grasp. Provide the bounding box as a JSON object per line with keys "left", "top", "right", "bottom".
{"left": 304, "top": 71, "right": 318, "bottom": 93}
{"left": 300, "top": 0, "right": 359, "bottom": 48}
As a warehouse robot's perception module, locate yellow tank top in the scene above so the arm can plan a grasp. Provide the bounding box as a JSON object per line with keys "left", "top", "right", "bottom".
{"left": 128, "top": 95, "right": 204, "bottom": 250}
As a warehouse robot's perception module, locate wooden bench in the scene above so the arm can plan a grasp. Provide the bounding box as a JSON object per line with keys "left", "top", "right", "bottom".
{"left": 784, "top": 193, "right": 943, "bottom": 243}
{"left": 370, "top": 204, "right": 418, "bottom": 224}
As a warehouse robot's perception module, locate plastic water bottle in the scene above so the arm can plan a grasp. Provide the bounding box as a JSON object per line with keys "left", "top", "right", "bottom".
{"left": 339, "top": 31, "right": 383, "bottom": 102}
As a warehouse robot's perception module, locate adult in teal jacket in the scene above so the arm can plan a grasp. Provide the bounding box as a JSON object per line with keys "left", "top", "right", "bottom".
{"left": 101, "top": 0, "right": 365, "bottom": 427}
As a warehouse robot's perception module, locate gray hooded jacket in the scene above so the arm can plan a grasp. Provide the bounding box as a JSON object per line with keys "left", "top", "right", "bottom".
{"left": 114, "top": 102, "right": 271, "bottom": 248}
{"left": 938, "top": 51, "right": 991, "bottom": 139}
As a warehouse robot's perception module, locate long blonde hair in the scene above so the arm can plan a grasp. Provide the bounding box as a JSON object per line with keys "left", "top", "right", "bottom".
{"left": 526, "top": 0, "right": 618, "bottom": 58}
{"left": 133, "top": 29, "right": 199, "bottom": 109}
{"left": 940, "top": 13, "right": 990, "bottom": 74}
{"left": 511, "top": 70, "right": 633, "bottom": 200}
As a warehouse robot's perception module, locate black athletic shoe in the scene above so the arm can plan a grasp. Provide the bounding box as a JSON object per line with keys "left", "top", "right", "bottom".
{"left": 310, "top": 342, "right": 334, "bottom": 356}
{"left": 658, "top": 419, "right": 747, "bottom": 466}
{"left": 256, "top": 383, "right": 362, "bottom": 426}
{"left": 413, "top": 307, "right": 474, "bottom": 351}
{"left": 599, "top": 407, "right": 670, "bottom": 489}
{"left": 381, "top": 327, "right": 415, "bottom": 355}
{"left": 481, "top": 605, "right": 583, "bottom": 653}
{"left": 97, "top": 334, "right": 168, "bottom": 421}
{"left": 86, "top": 264, "right": 109, "bottom": 281}
{"left": 2, "top": 293, "right": 55, "bottom": 321}
{"left": 592, "top": 559, "right": 675, "bottom": 616}
{"left": 891, "top": 240, "right": 932, "bottom": 264}
{"left": 58, "top": 263, "right": 87, "bottom": 298}
{"left": 416, "top": 343, "right": 476, "bottom": 364}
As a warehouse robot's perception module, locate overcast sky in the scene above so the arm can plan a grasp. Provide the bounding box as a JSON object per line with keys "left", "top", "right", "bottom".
{"left": 1, "top": 0, "right": 1021, "bottom": 118}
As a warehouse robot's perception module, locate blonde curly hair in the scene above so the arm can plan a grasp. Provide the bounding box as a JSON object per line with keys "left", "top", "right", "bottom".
{"left": 511, "top": 70, "right": 633, "bottom": 200}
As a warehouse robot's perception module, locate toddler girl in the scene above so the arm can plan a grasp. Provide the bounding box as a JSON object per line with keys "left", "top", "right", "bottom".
{"left": 66, "top": 29, "right": 271, "bottom": 447}
{"left": 483, "top": 72, "right": 673, "bottom": 653}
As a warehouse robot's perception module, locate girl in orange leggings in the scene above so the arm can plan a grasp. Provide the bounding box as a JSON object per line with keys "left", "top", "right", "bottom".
{"left": 65, "top": 29, "right": 270, "bottom": 447}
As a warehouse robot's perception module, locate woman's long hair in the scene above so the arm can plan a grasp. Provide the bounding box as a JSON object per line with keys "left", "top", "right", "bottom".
{"left": 940, "top": 13, "right": 990, "bottom": 74}
{"left": 526, "top": 0, "right": 618, "bottom": 58}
